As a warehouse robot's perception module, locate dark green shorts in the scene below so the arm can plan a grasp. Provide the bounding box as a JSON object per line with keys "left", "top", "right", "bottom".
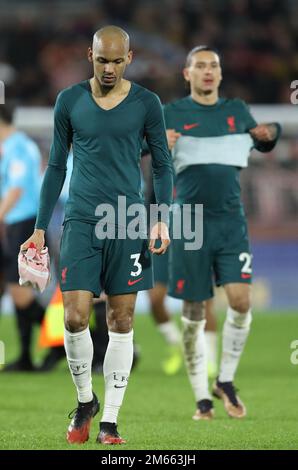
{"left": 168, "top": 213, "right": 252, "bottom": 302}
{"left": 59, "top": 220, "right": 153, "bottom": 297}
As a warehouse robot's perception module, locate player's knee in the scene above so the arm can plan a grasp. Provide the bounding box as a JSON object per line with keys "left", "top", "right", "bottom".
{"left": 110, "top": 316, "right": 133, "bottom": 333}
{"left": 64, "top": 307, "right": 89, "bottom": 333}
{"left": 107, "top": 305, "right": 133, "bottom": 333}
{"left": 229, "top": 296, "right": 251, "bottom": 314}
{"left": 182, "top": 301, "right": 205, "bottom": 321}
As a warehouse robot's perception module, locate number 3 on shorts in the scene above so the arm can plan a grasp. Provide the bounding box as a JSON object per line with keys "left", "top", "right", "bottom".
{"left": 239, "top": 252, "right": 252, "bottom": 274}
{"left": 130, "top": 253, "right": 142, "bottom": 277}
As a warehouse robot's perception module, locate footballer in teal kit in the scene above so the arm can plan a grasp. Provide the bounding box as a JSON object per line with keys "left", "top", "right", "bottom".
{"left": 165, "top": 94, "right": 258, "bottom": 301}
{"left": 45, "top": 77, "right": 172, "bottom": 298}
{"left": 22, "top": 26, "right": 173, "bottom": 445}
{"left": 164, "top": 46, "right": 280, "bottom": 421}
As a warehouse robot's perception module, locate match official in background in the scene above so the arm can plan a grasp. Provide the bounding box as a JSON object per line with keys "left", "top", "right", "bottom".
{"left": 0, "top": 105, "right": 44, "bottom": 371}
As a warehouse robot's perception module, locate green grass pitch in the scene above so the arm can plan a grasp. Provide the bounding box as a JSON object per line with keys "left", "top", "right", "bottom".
{"left": 0, "top": 311, "right": 297, "bottom": 450}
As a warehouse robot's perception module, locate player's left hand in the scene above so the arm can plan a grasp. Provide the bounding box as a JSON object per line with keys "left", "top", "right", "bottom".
{"left": 249, "top": 124, "right": 276, "bottom": 142}
{"left": 149, "top": 222, "right": 170, "bottom": 255}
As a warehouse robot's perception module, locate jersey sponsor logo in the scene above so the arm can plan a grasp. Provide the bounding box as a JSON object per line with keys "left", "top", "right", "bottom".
{"left": 241, "top": 273, "right": 251, "bottom": 279}
{"left": 183, "top": 122, "right": 199, "bottom": 130}
{"left": 61, "top": 267, "right": 68, "bottom": 283}
{"left": 227, "top": 116, "right": 236, "bottom": 132}
{"left": 128, "top": 276, "right": 143, "bottom": 286}
{"left": 176, "top": 279, "right": 185, "bottom": 294}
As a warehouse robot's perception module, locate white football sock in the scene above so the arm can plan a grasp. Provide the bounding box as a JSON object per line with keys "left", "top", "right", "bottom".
{"left": 205, "top": 331, "right": 218, "bottom": 367}
{"left": 64, "top": 327, "right": 93, "bottom": 403}
{"left": 218, "top": 307, "right": 252, "bottom": 383}
{"left": 101, "top": 330, "right": 134, "bottom": 424}
{"left": 182, "top": 317, "right": 211, "bottom": 402}
{"left": 157, "top": 320, "right": 181, "bottom": 345}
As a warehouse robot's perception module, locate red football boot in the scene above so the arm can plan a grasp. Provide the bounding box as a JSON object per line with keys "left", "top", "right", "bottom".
{"left": 66, "top": 393, "right": 100, "bottom": 444}
{"left": 97, "top": 422, "right": 126, "bottom": 445}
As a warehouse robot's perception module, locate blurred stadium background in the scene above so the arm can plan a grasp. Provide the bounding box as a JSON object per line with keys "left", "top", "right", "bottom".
{"left": 0, "top": 0, "right": 297, "bottom": 450}
{"left": 1, "top": 0, "right": 297, "bottom": 311}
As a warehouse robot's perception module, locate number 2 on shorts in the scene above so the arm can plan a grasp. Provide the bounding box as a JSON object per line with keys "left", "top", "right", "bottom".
{"left": 239, "top": 252, "right": 252, "bottom": 274}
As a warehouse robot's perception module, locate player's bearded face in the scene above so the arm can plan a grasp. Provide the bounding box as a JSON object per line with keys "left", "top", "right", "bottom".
{"left": 96, "top": 59, "right": 126, "bottom": 88}
{"left": 91, "top": 44, "right": 132, "bottom": 89}
{"left": 186, "top": 51, "right": 222, "bottom": 95}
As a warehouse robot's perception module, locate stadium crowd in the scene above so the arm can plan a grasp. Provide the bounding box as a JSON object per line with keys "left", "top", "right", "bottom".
{"left": 0, "top": 0, "right": 297, "bottom": 105}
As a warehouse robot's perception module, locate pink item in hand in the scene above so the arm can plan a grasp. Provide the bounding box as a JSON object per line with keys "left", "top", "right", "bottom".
{"left": 18, "top": 243, "right": 50, "bottom": 292}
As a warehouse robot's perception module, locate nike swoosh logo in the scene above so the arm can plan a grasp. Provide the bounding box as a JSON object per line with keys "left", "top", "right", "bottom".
{"left": 241, "top": 273, "right": 251, "bottom": 279}
{"left": 114, "top": 385, "right": 126, "bottom": 389}
{"left": 183, "top": 123, "right": 199, "bottom": 130}
{"left": 72, "top": 371, "right": 87, "bottom": 376}
{"left": 128, "top": 277, "right": 143, "bottom": 286}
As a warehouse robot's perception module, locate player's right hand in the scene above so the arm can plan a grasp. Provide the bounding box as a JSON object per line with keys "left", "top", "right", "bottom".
{"left": 166, "top": 129, "right": 181, "bottom": 150}
{"left": 20, "top": 229, "right": 45, "bottom": 252}
{"left": 149, "top": 222, "right": 170, "bottom": 255}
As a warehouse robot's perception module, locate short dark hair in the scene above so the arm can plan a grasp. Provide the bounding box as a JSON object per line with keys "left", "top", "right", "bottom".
{"left": 185, "top": 45, "right": 220, "bottom": 67}
{"left": 0, "top": 104, "right": 14, "bottom": 124}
